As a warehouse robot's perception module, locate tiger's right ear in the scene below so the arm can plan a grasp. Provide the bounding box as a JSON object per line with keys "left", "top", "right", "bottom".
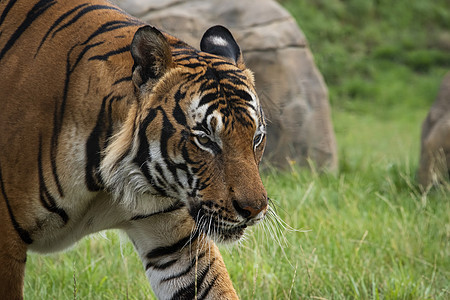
{"left": 130, "top": 26, "right": 173, "bottom": 88}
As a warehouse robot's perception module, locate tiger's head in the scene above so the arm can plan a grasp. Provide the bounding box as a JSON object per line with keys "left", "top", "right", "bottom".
{"left": 101, "top": 25, "right": 267, "bottom": 243}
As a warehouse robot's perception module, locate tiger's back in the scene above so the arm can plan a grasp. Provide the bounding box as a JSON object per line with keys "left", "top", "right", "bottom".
{"left": 0, "top": 2, "right": 144, "bottom": 295}
{"left": 0, "top": 0, "right": 268, "bottom": 299}
{"left": 0, "top": 0, "right": 141, "bottom": 251}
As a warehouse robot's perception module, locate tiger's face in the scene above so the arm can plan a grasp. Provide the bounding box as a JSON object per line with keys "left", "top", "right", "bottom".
{"left": 136, "top": 28, "right": 268, "bottom": 242}
{"left": 184, "top": 83, "right": 268, "bottom": 242}
{"left": 103, "top": 25, "right": 267, "bottom": 242}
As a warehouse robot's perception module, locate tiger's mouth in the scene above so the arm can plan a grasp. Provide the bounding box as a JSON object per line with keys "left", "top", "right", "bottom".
{"left": 189, "top": 203, "right": 250, "bottom": 243}
{"left": 198, "top": 216, "right": 248, "bottom": 243}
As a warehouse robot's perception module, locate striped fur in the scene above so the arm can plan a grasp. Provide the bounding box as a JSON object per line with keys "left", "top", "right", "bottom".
{"left": 0, "top": 0, "right": 268, "bottom": 299}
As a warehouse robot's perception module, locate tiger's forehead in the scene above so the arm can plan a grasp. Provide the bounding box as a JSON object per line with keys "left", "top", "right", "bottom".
{"left": 170, "top": 48, "right": 261, "bottom": 133}
{"left": 187, "top": 87, "right": 260, "bottom": 135}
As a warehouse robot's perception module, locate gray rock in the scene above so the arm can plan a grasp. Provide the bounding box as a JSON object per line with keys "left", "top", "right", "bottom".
{"left": 113, "top": 0, "right": 338, "bottom": 171}
{"left": 418, "top": 72, "right": 450, "bottom": 188}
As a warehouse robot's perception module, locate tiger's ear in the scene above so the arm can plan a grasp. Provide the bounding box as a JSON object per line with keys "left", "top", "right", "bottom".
{"left": 200, "top": 25, "right": 245, "bottom": 68}
{"left": 131, "top": 26, "right": 173, "bottom": 88}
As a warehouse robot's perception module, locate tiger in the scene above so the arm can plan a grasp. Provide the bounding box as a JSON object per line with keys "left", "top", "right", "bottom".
{"left": 0, "top": 0, "right": 269, "bottom": 299}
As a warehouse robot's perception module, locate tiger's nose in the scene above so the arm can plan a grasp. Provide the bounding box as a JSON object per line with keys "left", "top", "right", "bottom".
{"left": 232, "top": 198, "right": 267, "bottom": 219}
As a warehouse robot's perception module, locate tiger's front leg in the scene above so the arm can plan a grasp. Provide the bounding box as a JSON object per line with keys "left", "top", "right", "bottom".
{"left": 122, "top": 208, "right": 238, "bottom": 300}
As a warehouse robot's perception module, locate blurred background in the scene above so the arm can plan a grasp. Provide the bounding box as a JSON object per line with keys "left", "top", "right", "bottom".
{"left": 282, "top": 0, "right": 450, "bottom": 178}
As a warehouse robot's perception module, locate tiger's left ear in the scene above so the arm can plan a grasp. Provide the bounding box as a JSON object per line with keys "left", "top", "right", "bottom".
{"left": 131, "top": 26, "right": 173, "bottom": 88}
{"left": 200, "top": 25, "right": 245, "bottom": 69}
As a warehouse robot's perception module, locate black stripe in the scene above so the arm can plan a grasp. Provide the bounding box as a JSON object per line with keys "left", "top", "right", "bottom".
{"left": 154, "top": 163, "right": 167, "bottom": 185}
{"left": 134, "top": 108, "right": 157, "bottom": 167}
{"left": 171, "top": 41, "right": 195, "bottom": 51}
{"left": 198, "top": 92, "right": 219, "bottom": 107}
{"left": 152, "top": 179, "right": 169, "bottom": 197}
{"left": 141, "top": 107, "right": 182, "bottom": 193}
{"left": 198, "top": 274, "right": 219, "bottom": 299}
{"left": 158, "top": 108, "right": 188, "bottom": 188}
{"left": 199, "top": 80, "right": 219, "bottom": 92}
{"left": 210, "top": 60, "right": 236, "bottom": 68}
{"left": 105, "top": 96, "right": 117, "bottom": 146}
{"left": 85, "top": 94, "right": 110, "bottom": 191}
{"left": 191, "top": 162, "right": 207, "bottom": 179}
{"left": 173, "top": 90, "right": 187, "bottom": 126}
{"left": 88, "top": 45, "right": 130, "bottom": 61}
{"left": 113, "top": 76, "right": 132, "bottom": 85}
{"left": 50, "top": 40, "right": 105, "bottom": 197}
{"left": 233, "top": 89, "right": 254, "bottom": 103}
{"left": 38, "top": 136, "right": 69, "bottom": 224}
{"left": 232, "top": 106, "right": 255, "bottom": 128}
{"left": 181, "top": 144, "right": 198, "bottom": 165}
{"left": 85, "top": 93, "right": 124, "bottom": 191}
{"left": 81, "top": 20, "right": 138, "bottom": 46}
{"left": 0, "top": 0, "right": 18, "bottom": 28}
{"left": 133, "top": 109, "right": 167, "bottom": 195}
{"left": 50, "top": 5, "right": 121, "bottom": 39}
{"left": 131, "top": 200, "right": 184, "bottom": 221}
{"left": 50, "top": 16, "right": 135, "bottom": 195}
{"left": 161, "top": 251, "right": 206, "bottom": 283}
{"left": 203, "top": 103, "right": 219, "bottom": 124}
{"left": 211, "top": 68, "right": 247, "bottom": 82}
{"left": 34, "top": 3, "right": 89, "bottom": 57}
{"left": 169, "top": 183, "right": 180, "bottom": 194}
{"left": 181, "top": 62, "right": 203, "bottom": 69}
{"left": 222, "top": 84, "right": 251, "bottom": 98}
{"left": 50, "top": 101, "right": 65, "bottom": 197}
{"left": 60, "top": 40, "right": 105, "bottom": 127}
{"left": 0, "top": 163, "right": 33, "bottom": 244}
{"left": 154, "top": 174, "right": 168, "bottom": 191}
{"left": 169, "top": 258, "right": 214, "bottom": 300}
{"left": 0, "top": 0, "right": 56, "bottom": 61}
{"left": 145, "top": 258, "right": 178, "bottom": 271}
{"left": 146, "top": 231, "right": 199, "bottom": 260}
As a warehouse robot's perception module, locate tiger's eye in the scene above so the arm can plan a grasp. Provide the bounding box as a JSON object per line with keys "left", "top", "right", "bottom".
{"left": 254, "top": 133, "right": 264, "bottom": 148}
{"left": 197, "top": 135, "right": 210, "bottom": 145}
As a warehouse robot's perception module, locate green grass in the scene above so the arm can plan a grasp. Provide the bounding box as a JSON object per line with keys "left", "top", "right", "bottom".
{"left": 228, "top": 166, "right": 449, "bottom": 299}
{"left": 25, "top": 160, "right": 449, "bottom": 299}
{"left": 25, "top": 233, "right": 153, "bottom": 299}
{"left": 24, "top": 0, "right": 450, "bottom": 298}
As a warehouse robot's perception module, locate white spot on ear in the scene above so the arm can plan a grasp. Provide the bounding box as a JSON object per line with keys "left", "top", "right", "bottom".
{"left": 209, "top": 36, "right": 228, "bottom": 47}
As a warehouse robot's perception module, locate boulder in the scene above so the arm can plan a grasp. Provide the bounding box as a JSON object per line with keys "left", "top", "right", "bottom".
{"left": 418, "top": 72, "right": 450, "bottom": 188}
{"left": 113, "top": 0, "right": 338, "bottom": 171}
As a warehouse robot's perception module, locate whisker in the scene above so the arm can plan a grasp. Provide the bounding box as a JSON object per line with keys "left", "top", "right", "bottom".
{"left": 184, "top": 211, "right": 205, "bottom": 261}
{"left": 257, "top": 201, "right": 309, "bottom": 269}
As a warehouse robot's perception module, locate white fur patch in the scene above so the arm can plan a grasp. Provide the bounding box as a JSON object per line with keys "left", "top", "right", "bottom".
{"left": 247, "top": 90, "right": 260, "bottom": 126}
{"left": 188, "top": 96, "right": 207, "bottom": 123}
{"left": 189, "top": 95, "right": 225, "bottom": 153}
{"left": 209, "top": 35, "right": 228, "bottom": 47}
{"left": 207, "top": 111, "right": 224, "bottom": 139}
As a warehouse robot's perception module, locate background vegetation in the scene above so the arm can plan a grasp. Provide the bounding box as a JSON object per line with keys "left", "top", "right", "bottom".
{"left": 25, "top": 0, "right": 449, "bottom": 298}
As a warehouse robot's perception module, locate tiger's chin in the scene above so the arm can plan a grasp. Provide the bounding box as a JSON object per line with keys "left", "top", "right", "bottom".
{"left": 205, "top": 224, "right": 248, "bottom": 244}
{"left": 188, "top": 206, "right": 248, "bottom": 243}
